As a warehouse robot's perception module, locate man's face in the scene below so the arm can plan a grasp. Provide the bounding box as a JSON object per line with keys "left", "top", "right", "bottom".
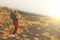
{"left": 11, "top": 8, "right": 15, "bottom": 13}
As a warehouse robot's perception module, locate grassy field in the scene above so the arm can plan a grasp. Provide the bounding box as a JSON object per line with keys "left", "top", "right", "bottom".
{"left": 0, "top": 7, "right": 60, "bottom": 40}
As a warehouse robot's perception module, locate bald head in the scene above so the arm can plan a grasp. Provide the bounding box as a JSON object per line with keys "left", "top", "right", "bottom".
{"left": 11, "top": 8, "right": 15, "bottom": 13}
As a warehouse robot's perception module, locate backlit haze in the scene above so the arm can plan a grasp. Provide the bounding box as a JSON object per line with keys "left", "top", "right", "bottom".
{"left": 0, "top": 0, "right": 60, "bottom": 18}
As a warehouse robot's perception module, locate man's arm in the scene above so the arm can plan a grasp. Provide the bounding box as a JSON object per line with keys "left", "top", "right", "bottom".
{"left": 16, "top": 11, "right": 21, "bottom": 19}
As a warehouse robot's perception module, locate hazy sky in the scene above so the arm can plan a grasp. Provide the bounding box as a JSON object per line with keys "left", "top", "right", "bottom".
{"left": 0, "top": 0, "right": 60, "bottom": 17}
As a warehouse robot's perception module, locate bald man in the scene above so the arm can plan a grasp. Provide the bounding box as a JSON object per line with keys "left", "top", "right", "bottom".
{"left": 10, "top": 9, "right": 18, "bottom": 37}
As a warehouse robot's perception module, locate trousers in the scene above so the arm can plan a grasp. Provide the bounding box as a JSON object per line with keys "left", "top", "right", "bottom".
{"left": 12, "top": 20, "right": 18, "bottom": 35}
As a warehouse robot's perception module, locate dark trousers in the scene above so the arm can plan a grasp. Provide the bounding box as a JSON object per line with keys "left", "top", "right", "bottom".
{"left": 12, "top": 20, "right": 18, "bottom": 35}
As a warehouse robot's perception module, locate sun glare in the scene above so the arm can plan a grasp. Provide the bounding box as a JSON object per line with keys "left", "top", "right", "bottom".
{"left": 47, "top": 0, "right": 60, "bottom": 19}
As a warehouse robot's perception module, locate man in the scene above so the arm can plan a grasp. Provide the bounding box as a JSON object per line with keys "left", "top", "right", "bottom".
{"left": 10, "top": 9, "right": 18, "bottom": 37}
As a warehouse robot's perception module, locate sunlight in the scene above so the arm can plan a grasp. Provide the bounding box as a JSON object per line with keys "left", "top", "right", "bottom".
{"left": 47, "top": 0, "right": 60, "bottom": 19}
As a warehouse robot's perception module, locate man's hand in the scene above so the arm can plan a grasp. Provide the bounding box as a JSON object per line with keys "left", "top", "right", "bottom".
{"left": 16, "top": 12, "right": 21, "bottom": 19}
{"left": 16, "top": 15, "right": 19, "bottom": 18}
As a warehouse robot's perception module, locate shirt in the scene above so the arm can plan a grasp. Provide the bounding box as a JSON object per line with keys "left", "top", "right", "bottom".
{"left": 10, "top": 12, "right": 18, "bottom": 21}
